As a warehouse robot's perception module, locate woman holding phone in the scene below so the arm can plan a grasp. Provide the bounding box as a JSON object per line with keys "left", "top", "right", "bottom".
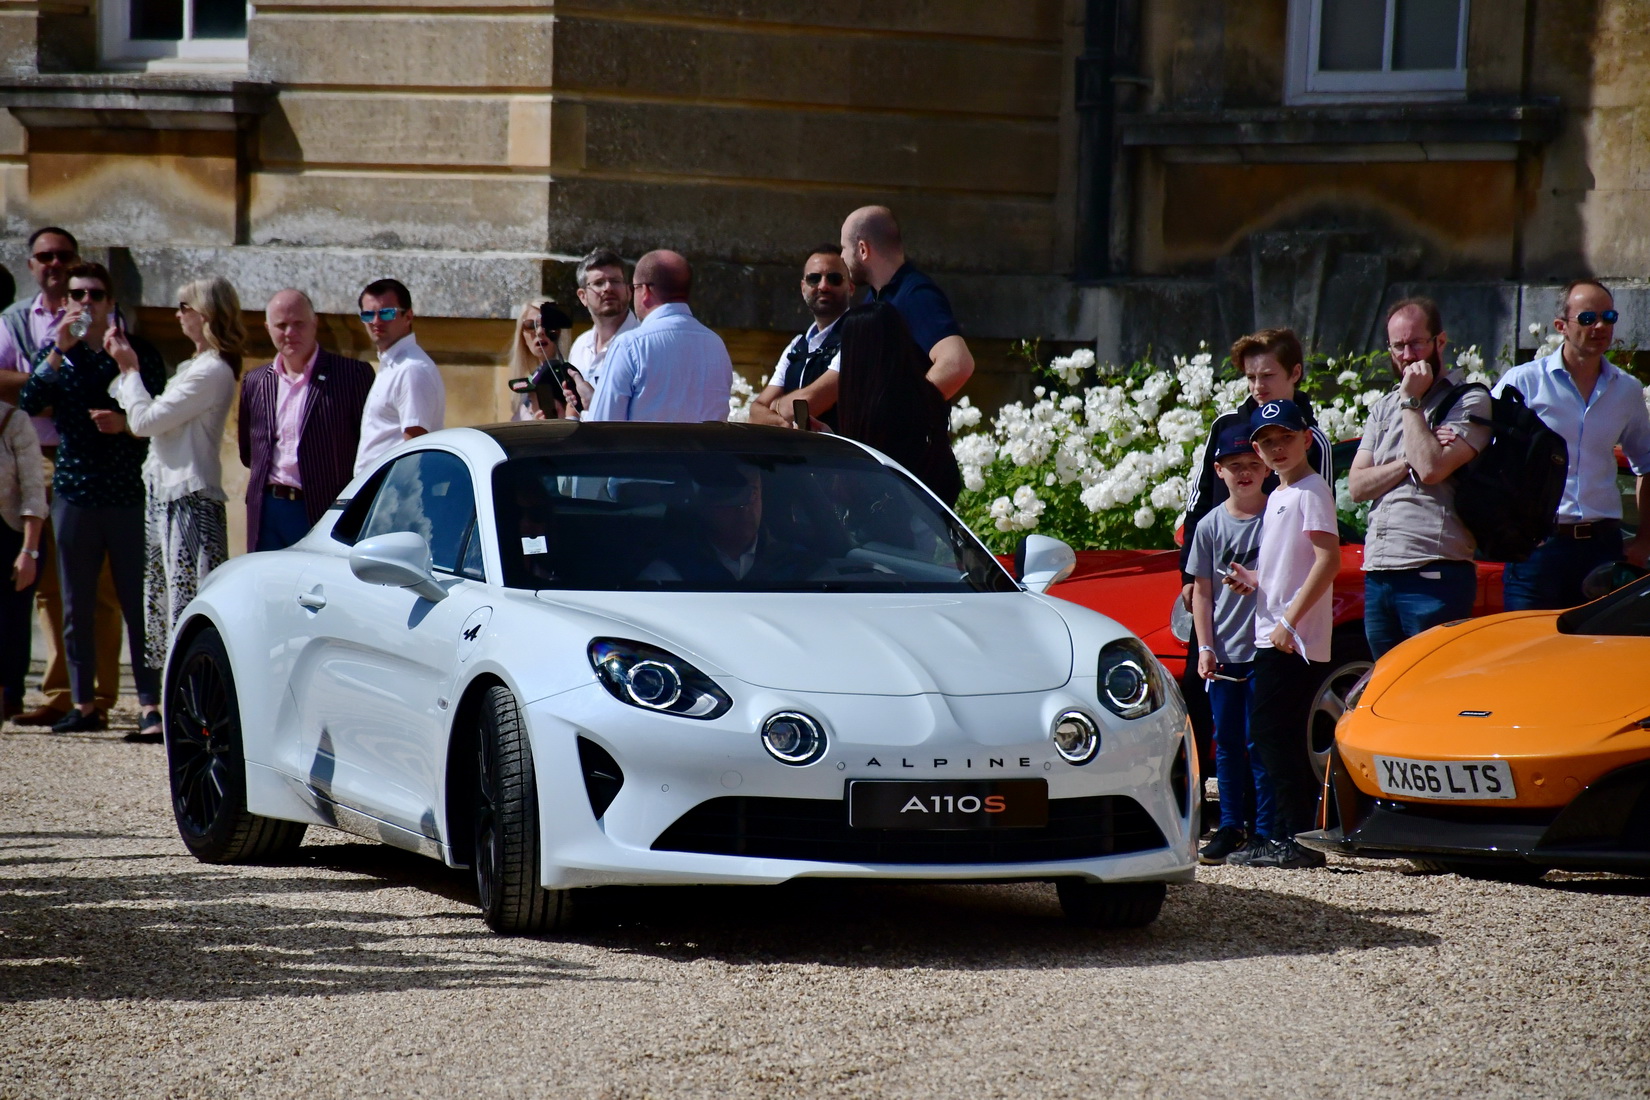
{"left": 107, "top": 276, "right": 243, "bottom": 742}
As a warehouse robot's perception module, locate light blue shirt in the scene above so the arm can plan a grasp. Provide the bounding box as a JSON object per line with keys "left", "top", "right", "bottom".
{"left": 584, "top": 302, "right": 733, "bottom": 424}
{"left": 1495, "top": 350, "right": 1650, "bottom": 521}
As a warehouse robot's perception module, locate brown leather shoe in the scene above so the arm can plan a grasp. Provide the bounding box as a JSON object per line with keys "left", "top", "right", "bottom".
{"left": 11, "top": 704, "right": 70, "bottom": 727}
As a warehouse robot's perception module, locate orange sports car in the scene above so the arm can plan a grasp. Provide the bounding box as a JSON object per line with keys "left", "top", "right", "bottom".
{"left": 1299, "top": 573, "right": 1650, "bottom": 880}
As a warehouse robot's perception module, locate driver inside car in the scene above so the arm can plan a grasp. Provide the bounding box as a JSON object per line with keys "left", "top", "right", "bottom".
{"left": 640, "top": 464, "right": 820, "bottom": 585}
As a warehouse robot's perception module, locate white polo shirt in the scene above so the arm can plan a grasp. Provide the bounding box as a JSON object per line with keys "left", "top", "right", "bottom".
{"left": 354, "top": 334, "right": 446, "bottom": 475}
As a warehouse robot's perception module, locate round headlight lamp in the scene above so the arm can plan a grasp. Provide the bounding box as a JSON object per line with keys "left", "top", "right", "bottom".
{"left": 623, "top": 659, "right": 682, "bottom": 710}
{"left": 1051, "top": 710, "right": 1100, "bottom": 765}
{"left": 761, "top": 711, "right": 827, "bottom": 766}
{"left": 1103, "top": 660, "right": 1151, "bottom": 712}
{"left": 1096, "top": 638, "right": 1165, "bottom": 720}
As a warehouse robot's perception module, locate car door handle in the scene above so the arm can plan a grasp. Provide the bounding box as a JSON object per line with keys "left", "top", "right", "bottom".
{"left": 297, "top": 587, "right": 327, "bottom": 610}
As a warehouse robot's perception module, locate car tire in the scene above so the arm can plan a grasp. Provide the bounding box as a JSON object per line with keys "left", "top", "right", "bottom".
{"left": 474, "top": 684, "right": 579, "bottom": 934}
{"left": 165, "top": 627, "right": 307, "bottom": 863}
{"left": 1055, "top": 879, "right": 1166, "bottom": 929}
{"left": 1307, "top": 628, "right": 1374, "bottom": 778}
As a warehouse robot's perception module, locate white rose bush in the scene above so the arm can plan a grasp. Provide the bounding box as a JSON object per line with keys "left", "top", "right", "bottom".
{"left": 949, "top": 343, "right": 1500, "bottom": 554}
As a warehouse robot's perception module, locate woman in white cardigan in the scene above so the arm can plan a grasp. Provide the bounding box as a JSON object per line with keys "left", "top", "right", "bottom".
{"left": 106, "top": 276, "right": 243, "bottom": 738}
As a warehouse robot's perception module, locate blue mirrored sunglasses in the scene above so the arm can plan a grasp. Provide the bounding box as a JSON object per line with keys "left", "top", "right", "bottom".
{"left": 359, "top": 307, "right": 401, "bottom": 323}
{"left": 1573, "top": 309, "right": 1619, "bottom": 326}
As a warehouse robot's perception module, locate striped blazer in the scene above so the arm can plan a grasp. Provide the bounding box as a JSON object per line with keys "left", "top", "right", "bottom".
{"left": 238, "top": 348, "right": 375, "bottom": 551}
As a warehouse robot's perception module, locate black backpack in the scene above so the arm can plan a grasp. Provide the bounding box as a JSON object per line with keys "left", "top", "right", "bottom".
{"left": 1429, "top": 382, "right": 1568, "bottom": 563}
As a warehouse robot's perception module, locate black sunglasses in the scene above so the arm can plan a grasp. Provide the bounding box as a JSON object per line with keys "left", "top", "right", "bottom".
{"left": 32, "top": 250, "right": 75, "bottom": 265}
{"left": 1570, "top": 309, "right": 1620, "bottom": 326}
{"left": 804, "top": 272, "right": 846, "bottom": 287}
{"left": 67, "top": 287, "right": 108, "bottom": 303}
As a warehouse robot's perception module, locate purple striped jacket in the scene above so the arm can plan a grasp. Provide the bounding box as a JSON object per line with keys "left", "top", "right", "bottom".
{"left": 238, "top": 348, "right": 375, "bottom": 551}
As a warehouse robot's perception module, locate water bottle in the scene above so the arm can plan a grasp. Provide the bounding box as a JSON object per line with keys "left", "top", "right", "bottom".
{"left": 68, "top": 312, "right": 90, "bottom": 340}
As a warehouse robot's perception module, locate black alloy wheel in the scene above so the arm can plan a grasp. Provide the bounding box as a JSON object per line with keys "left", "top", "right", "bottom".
{"left": 166, "top": 627, "right": 306, "bottom": 862}
{"left": 473, "top": 685, "right": 579, "bottom": 934}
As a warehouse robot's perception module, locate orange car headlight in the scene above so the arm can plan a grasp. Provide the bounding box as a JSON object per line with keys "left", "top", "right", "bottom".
{"left": 1343, "top": 668, "right": 1374, "bottom": 713}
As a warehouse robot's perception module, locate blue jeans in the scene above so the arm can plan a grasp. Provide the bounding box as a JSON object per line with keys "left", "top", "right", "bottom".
{"left": 1208, "top": 663, "right": 1271, "bottom": 836}
{"left": 1502, "top": 526, "right": 1624, "bottom": 611}
{"left": 256, "top": 494, "right": 312, "bottom": 552}
{"left": 1364, "top": 560, "right": 1478, "bottom": 659}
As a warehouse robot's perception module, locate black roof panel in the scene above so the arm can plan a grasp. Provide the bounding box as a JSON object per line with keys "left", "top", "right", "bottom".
{"left": 477, "top": 421, "right": 874, "bottom": 461}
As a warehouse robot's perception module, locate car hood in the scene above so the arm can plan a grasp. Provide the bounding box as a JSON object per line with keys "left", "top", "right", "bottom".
{"left": 1373, "top": 615, "right": 1650, "bottom": 729}
{"left": 536, "top": 591, "right": 1073, "bottom": 696}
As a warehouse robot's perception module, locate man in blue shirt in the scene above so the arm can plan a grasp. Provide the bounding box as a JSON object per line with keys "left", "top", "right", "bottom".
{"left": 1494, "top": 279, "right": 1650, "bottom": 609}
{"left": 839, "top": 206, "right": 974, "bottom": 399}
{"left": 584, "top": 250, "right": 733, "bottom": 424}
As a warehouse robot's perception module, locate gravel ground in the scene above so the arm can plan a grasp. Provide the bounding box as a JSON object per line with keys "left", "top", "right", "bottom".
{"left": 3, "top": 701, "right": 1648, "bottom": 1099}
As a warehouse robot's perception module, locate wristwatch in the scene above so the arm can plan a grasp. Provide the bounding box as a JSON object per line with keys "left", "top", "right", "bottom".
{"left": 1399, "top": 395, "right": 1423, "bottom": 410}
{"left": 20, "top": 548, "right": 38, "bottom": 559}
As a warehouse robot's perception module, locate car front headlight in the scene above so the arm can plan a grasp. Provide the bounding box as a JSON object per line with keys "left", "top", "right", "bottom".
{"left": 1343, "top": 668, "right": 1374, "bottom": 713}
{"left": 588, "top": 638, "right": 733, "bottom": 720}
{"left": 1096, "top": 638, "right": 1164, "bottom": 720}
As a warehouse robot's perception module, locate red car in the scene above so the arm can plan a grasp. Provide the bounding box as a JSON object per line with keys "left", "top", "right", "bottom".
{"left": 1045, "top": 441, "right": 1506, "bottom": 777}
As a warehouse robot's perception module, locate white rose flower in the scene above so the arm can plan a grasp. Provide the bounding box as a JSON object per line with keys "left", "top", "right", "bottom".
{"left": 1133, "top": 504, "right": 1155, "bottom": 529}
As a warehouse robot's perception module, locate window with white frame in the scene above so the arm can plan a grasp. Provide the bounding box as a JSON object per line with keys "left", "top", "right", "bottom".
{"left": 1286, "top": 0, "right": 1469, "bottom": 104}
{"left": 101, "top": 1, "right": 249, "bottom": 69}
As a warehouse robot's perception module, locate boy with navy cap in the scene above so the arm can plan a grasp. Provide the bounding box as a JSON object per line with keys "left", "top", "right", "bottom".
{"left": 1187, "top": 424, "right": 1271, "bottom": 863}
{"left": 1223, "top": 399, "right": 1339, "bottom": 868}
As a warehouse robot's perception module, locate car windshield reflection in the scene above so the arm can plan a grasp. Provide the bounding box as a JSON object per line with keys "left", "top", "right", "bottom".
{"left": 492, "top": 451, "right": 1018, "bottom": 594}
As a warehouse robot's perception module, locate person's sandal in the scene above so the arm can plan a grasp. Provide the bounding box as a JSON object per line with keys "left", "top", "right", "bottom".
{"left": 125, "top": 709, "right": 164, "bottom": 744}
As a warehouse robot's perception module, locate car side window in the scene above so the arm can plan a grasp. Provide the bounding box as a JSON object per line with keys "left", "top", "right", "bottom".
{"left": 357, "top": 451, "right": 479, "bottom": 575}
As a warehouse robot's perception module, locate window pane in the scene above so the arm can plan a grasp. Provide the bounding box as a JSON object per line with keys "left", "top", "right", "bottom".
{"left": 1318, "top": 0, "right": 1387, "bottom": 72}
{"left": 130, "top": 0, "right": 184, "bottom": 41}
{"left": 192, "top": 0, "right": 248, "bottom": 39}
{"left": 1392, "top": 0, "right": 1462, "bottom": 70}
{"left": 359, "top": 452, "right": 479, "bottom": 574}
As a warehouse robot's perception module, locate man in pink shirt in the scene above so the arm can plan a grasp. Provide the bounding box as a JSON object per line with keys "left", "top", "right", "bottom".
{"left": 238, "top": 290, "right": 374, "bottom": 552}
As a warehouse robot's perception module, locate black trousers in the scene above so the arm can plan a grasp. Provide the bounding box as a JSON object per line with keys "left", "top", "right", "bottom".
{"left": 1248, "top": 646, "right": 1324, "bottom": 839}
{"left": 0, "top": 520, "right": 37, "bottom": 707}
{"left": 52, "top": 497, "right": 158, "bottom": 705}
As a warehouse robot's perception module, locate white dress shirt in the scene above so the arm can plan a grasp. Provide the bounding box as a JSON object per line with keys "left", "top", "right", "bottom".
{"left": 355, "top": 334, "right": 446, "bottom": 475}
{"left": 110, "top": 350, "right": 236, "bottom": 501}
{"left": 1496, "top": 349, "right": 1650, "bottom": 521}
{"left": 584, "top": 302, "right": 733, "bottom": 424}
{"left": 567, "top": 311, "right": 640, "bottom": 389}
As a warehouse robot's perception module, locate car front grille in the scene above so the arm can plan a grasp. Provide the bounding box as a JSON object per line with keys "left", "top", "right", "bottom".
{"left": 651, "top": 794, "right": 1168, "bottom": 865}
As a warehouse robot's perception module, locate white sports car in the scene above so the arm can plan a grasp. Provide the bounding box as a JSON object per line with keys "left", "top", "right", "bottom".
{"left": 164, "top": 423, "right": 1197, "bottom": 933}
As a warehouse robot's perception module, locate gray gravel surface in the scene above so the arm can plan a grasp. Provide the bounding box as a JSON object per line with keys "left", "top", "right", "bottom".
{"left": 3, "top": 718, "right": 1648, "bottom": 1099}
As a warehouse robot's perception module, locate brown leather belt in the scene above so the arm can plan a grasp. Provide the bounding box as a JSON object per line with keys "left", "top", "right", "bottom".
{"left": 266, "top": 484, "right": 304, "bottom": 501}
{"left": 1552, "top": 519, "right": 1619, "bottom": 539}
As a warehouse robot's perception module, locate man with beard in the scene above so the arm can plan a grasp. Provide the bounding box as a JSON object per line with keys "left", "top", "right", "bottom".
{"left": 563, "top": 248, "right": 639, "bottom": 407}
{"left": 749, "top": 246, "right": 852, "bottom": 429}
{"left": 1347, "top": 297, "right": 1490, "bottom": 657}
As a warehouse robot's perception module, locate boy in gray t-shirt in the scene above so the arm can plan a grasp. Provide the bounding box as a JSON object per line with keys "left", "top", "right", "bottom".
{"left": 1185, "top": 427, "right": 1272, "bottom": 863}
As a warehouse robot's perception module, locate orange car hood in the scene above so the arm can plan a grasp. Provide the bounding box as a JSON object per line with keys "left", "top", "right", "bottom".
{"left": 1374, "top": 616, "right": 1650, "bottom": 731}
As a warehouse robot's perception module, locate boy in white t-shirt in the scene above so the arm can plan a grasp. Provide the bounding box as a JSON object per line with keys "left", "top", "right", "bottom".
{"left": 1223, "top": 399, "right": 1339, "bottom": 869}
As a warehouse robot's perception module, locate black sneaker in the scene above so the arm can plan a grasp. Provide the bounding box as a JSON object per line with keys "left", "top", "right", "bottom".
{"left": 1225, "top": 837, "right": 1282, "bottom": 866}
{"left": 51, "top": 708, "right": 107, "bottom": 734}
{"left": 124, "top": 710, "right": 164, "bottom": 744}
{"left": 1199, "top": 827, "right": 1247, "bottom": 865}
{"left": 1239, "top": 837, "right": 1327, "bottom": 870}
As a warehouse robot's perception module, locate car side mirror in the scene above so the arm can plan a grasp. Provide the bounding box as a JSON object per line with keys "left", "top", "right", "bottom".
{"left": 349, "top": 532, "right": 449, "bottom": 603}
{"left": 1014, "top": 534, "right": 1076, "bottom": 594}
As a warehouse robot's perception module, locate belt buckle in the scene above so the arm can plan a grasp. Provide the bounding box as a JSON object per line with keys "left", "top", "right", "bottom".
{"left": 1574, "top": 522, "right": 1593, "bottom": 539}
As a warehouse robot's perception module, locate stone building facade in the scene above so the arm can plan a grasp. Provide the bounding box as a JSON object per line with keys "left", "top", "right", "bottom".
{"left": 1, "top": 1, "right": 1648, "bottom": 552}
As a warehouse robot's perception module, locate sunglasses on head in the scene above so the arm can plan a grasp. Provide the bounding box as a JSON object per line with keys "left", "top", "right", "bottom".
{"left": 32, "top": 250, "right": 75, "bottom": 265}
{"left": 359, "top": 306, "right": 401, "bottom": 323}
{"left": 1570, "top": 309, "right": 1620, "bottom": 326}
{"left": 804, "top": 272, "right": 845, "bottom": 287}
{"left": 67, "top": 287, "right": 108, "bottom": 303}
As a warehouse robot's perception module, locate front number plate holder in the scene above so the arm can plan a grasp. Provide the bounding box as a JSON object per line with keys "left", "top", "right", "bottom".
{"left": 847, "top": 779, "right": 1049, "bottom": 830}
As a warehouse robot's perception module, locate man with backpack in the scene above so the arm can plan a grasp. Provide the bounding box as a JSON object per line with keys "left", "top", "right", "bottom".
{"left": 1347, "top": 298, "right": 1492, "bottom": 658}
{"left": 1495, "top": 280, "right": 1650, "bottom": 610}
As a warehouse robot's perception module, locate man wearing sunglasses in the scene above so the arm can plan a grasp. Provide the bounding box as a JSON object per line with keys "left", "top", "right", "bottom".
{"left": 0, "top": 227, "right": 122, "bottom": 727}
{"left": 18, "top": 262, "right": 166, "bottom": 734}
{"left": 1495, "top": 279, "right": 1650, "bottom": 609}
{"left": 749, "top": 246, "right": 852, "bottom": 429}
{"left": 353, "top": 278, "right": 445, "bottom": 476}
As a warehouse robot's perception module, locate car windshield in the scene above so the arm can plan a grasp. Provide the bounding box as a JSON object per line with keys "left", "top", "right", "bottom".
{"left": 492, "top": 450, "right": 1019, "bottom": 593}
{"left": 1555, "top": 572, "right": 1650, "bottom": 637}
